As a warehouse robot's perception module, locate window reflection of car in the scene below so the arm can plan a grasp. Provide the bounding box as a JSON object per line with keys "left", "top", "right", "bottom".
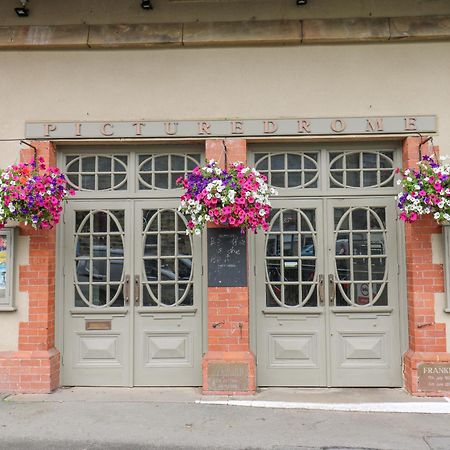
{"left": 266, "top": 235, "right": 316, "bottom": 283}
{"left": 76, "top": 246, "right": 124, "bottom": 283}
{"left": 143, "top": 257, "right": 192, "bottom": 282}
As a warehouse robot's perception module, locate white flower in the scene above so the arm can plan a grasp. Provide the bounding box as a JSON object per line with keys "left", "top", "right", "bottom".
{"left": 407, "top": 177, "right": 413, "bottom": 182}
{"left": 396, "top": 180, "right": 402, "bottom": 186}
{"left": 259, "top": 209, "right": 266, "bottom": 216}
{"left": 194, "top": 228, "right": 201, "bottom": 235}
{"left": 434, "top": 212, "right": 441, "bottom": 219}
{"left": 8, "top": 204, "right": 15, "bottom": 212}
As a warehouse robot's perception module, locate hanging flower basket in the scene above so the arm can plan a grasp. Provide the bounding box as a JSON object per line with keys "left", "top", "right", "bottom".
{"left": 396, "top": 154, "right": 450, "bottom": 224}
{"left": 0, "top": 157, "right": 75, "bottom": 230}
{"left": 177, "top": 160, "right": 277, "bottom": 234}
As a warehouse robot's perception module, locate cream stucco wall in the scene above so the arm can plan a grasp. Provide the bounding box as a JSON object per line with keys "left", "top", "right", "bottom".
{"left": 0, "top": 41, "right": 449, "bottom": 351}
{"left": 1, "top": 0, "right": 450, "bottom": 25}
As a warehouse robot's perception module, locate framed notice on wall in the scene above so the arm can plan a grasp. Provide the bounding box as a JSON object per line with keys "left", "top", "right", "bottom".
{"left": 0, "top": 229, "right": 15, "bottom": 311}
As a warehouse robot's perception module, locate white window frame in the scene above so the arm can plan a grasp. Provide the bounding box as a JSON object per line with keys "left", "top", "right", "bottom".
{"left": 0, "top": 228, "right": 16, "bottom": 312}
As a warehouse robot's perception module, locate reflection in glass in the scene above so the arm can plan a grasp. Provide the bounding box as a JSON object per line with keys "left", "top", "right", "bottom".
{"left": 333, "top": 207, "right": 389, "bottom": 307}
{"left": 265, "top": 208, "right": 317, "bottom": 308}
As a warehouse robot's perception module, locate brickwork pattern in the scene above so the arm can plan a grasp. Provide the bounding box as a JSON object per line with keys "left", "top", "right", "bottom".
{"left": 0, "top": 141, "right": 60, "bottom": 393}
{"left": 202, "top": 139, "right": 256, "bottom": 395}
{"left": 402, "top": 137, "right": 450, "bottom": 396}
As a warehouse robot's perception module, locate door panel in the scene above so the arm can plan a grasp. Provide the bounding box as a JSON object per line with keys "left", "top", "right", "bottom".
{"left": 327, "top": 199, "right": 402, "bottom": 387}
{"left": 256, "top": 202, "right": 327, "bottom": 386}
{"left": 133, "top": 202, "right": 203, "bottom": 386}
{"left": 63, "top": 202, "right": 132, "bottom": 386}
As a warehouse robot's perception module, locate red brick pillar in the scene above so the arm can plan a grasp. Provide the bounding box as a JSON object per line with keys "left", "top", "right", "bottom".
{"left": 202, "top": 139, "right": 256, "bottom": 395}
{"left": 402, "top": 137, "right": 450, "bottom": 396}
{"left": 0, "top": 141, "right": 60, "bottom": 393}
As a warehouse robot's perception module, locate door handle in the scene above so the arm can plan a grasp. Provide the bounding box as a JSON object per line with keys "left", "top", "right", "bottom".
{"left": 318, "top": 274, "right": 325, "bottom": 306}
{"left": 124, "top": 275, "right": 130, "bottom": 305}
{"left": 328, "top": 274, "right": 336, "bottom": 305}
{"left": 134, "top": 275, "right": 140, "bottom": 306}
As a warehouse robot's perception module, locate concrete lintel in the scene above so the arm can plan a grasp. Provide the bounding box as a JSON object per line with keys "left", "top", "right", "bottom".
{"left": 183, "top": 20, "right": 301, "bottom": 46}
{"left": 302, "top": 17, "right": 390, "bottom": 43}
{"left": 390, "top": 15, "right": 450, "bottom": 41}
{"left": 88, "top": 23, "right": 183, "bottom": 48}
{"left": 0, "top": 16, "right": 449, "bottom": 49}
{"left": 0, "top": 25, "right": 88, "bottom": 49}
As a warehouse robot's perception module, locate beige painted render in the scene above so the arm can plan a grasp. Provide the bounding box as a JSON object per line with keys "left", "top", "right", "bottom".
{"left": 1, "top": 0, "right": 450, "bottom": 25}
{"left": 0, "top": 41, "right": 449, "bottom": 349}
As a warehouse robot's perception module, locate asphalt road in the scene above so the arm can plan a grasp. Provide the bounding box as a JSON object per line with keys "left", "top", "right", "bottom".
{"left": 0, "top": 398, "right": 449, "bottom": 450}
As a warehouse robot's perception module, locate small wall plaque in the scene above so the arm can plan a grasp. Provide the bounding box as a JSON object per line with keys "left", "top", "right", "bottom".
{"left": 208, "top": 362, "right": 249, "bottom": 392}
{"left": 417, "top": 363, "right": 450, "bottom": 392}
{"left": 85, "top": 320, "right": 112, "bottom": 331}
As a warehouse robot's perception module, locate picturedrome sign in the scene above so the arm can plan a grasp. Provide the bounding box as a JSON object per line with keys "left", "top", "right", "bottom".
{"left": 25, "top": 116, "right": 437, "bottom": 139}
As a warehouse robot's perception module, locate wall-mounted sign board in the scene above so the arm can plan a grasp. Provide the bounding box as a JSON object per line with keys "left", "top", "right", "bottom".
{"left": 25, "top": 116, "right": 437, "bottom": 139}
{"left": 208, "top": 228, "right": 247, "bottom": 287}
{"left": 417, "top": 363, "right": 450, "bottom": 392}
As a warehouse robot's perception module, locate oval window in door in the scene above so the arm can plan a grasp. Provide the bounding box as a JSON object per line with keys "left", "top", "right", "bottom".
{"left": 334, "top": 207, "right": 388, "bottom": 307}
{"left": 74, "top": 209, "right": 125, "bottom": 308}
{"left": 142, "top": 209, "right": 194, "bottom": 307}
{"left": 265, "top": 208, "right": 318, "bottom": 308}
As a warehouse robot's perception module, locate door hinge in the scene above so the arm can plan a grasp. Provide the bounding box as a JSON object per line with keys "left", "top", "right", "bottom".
{"left": 397, "top": 264, "right": 400, "bottom": 275}
{"left": 201, "top": 265, "right": 204, "bottom": 276}
{"left": 254, "top": 265, "right": 257, "bottom": 276}
{"left": 61, "top": 354, "right": 64, "bottom": 366}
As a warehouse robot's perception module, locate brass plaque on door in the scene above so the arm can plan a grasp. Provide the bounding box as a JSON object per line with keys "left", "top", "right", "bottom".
{"left": 85, "top": 320, "right": 112, "bottom": 331}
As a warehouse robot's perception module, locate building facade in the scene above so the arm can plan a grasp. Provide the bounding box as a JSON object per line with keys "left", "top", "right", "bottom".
{"left": 0, "top": 0, "right": 449, "bottom": 396}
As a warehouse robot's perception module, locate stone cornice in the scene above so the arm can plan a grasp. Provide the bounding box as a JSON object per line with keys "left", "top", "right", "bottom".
{"left": 0, "top": 15, "right": 449, "bottom": 49}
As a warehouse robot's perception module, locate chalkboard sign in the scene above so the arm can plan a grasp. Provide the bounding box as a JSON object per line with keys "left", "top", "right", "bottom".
{"left": 208, "top": 228, "right": 247, "bottom": 287}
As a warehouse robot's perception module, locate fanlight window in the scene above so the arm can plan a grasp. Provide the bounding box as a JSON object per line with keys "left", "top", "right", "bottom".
{"left": 254, "top": 153, "right": 319, "bottom": 189}
{"left": 138, "top": 154, "right": 201, "bottom": 190}
{"left": 265, "top": 208, "right": 318, "bottom": 308}
{"left": 333, "top": 207, "right": 388, "bottom": 307}
{"left": 74, "top": 209, "right": 125, "bottom": 308}
{"left": 329, "top": 151, "right": 395, "bottom": 188}
{"left": 65, "top": 155, "right": 128, "bottom": 191}
{"left": 141, "top": 209, "right": 194, "bottom": 307}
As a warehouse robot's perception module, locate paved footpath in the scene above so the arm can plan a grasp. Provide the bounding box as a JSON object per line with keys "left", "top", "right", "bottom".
{"left": 0, "top": 388, "right": 449, "bottom": 450}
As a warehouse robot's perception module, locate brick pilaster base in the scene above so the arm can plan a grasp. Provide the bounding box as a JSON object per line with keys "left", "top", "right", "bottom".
{"left": 402, "top": 137, "right": 449, "bottom": 396}
{"left": 202, "top": 139, "right": 256, "bottom": 395}
{"left": 0, "top": 142, "right": 60, "bottom": 393}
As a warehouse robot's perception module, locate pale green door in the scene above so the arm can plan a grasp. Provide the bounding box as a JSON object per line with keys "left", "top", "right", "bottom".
{"left": 61, "top": 149, "right": 204, "bottom": 386}
{"left": 133, "top": 201, "right": 203, "bottom": 386}
{"left": 326, "top": 198, "right": 402, "bottom": 387}
{"left": 255, "top": 200, "right": 327, "bottom": 386}
{"left": 62, "top": 201, "right": 203, "bottom": 386}
{"left": 255, "top": 198, "right": 402, "bottom": 387}
{"left": 63, "top": 201, "right": 133, "bottom": 386}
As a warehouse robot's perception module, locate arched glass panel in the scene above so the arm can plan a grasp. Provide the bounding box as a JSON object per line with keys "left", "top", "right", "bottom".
{"left": 142, "top": 209, "right": 193, "bottom": 307}
{"left": 255, "top": 152, "right": 319, "bottom": 189}
{"left": 138, "top": 154, "right": 201, "bottom": 190}
{"left": 74, "top": 210, "right": 125, "bottom": 308}
{"left": 65, "top": 155, "right": 128, "bottom": 191}
{"left": 333, "top": 207, "right": 388, "bottom": 307}
{"left": 329, "top": 151, "right": 394, "bottom": 188}
{"left": 265, "top": 208, "right": 318, "bottom": 308}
